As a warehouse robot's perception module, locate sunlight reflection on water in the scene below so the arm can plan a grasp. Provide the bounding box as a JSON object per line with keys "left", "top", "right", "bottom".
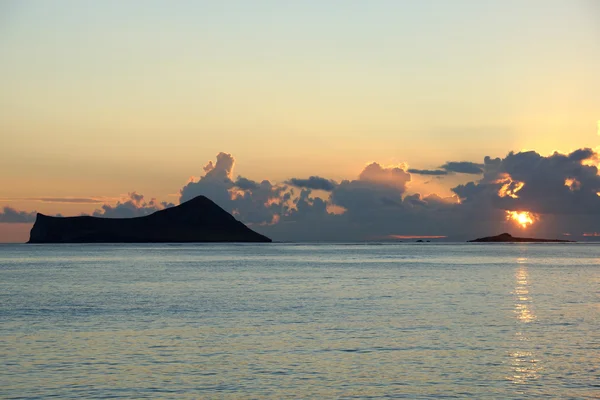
{"left": 507, "top": 259, "right": 542, "bottom": 386}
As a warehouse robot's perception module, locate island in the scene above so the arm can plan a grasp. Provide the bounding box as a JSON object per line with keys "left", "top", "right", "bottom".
{"left": 28, "top": 195, "right": 271, "bottom": 243}
{"left": 468, "top": 232, "right": 574, "bottom": 243}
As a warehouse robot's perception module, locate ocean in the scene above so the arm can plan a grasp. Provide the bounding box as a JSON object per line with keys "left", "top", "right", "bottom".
{"left": 1, "top": 243, "right": 598, "bottom": 399}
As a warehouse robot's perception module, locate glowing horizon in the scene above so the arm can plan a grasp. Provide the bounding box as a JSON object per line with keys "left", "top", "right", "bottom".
{"left": 506, "top": 211, "right": 537, "bottom": 229}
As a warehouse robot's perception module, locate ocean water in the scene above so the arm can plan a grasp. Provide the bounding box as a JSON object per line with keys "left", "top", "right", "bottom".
{"left": 1, "top": 243, "right": 598, "bottom": 399}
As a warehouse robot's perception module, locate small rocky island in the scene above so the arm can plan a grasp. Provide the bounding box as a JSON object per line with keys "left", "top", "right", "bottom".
{"left": 28, "top": 195, "right": 271, "bottom": 243}
{"left": 468, "top": 232, "right": 573, "bottom": 243}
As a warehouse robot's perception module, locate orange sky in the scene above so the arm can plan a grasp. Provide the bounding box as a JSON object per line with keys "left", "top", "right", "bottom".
{"left": 1, "top": 1, "right": 599, "bottom": 241}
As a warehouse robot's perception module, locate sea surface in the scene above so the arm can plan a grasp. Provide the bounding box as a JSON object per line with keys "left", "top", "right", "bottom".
{"left": 1, "top": 243, "right": 598, "bottom": 399}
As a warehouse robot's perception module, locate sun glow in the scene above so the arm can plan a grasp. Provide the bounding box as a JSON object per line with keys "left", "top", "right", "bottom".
{"left": 564, "top": 178, "right": 580, "bottom": 191}
{"left": 497, "top": 174, "right": 525, "bottom": 198}
{"left": 506, "top": 211, "right": 536, "bottom": 228}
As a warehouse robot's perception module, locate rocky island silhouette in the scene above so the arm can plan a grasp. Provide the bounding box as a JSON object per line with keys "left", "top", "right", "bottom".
{"left": 468, "top": 232, "right": 574, "bottom": 243}
{"left": 28, "top": 195, "right": 271, "bottom": 243}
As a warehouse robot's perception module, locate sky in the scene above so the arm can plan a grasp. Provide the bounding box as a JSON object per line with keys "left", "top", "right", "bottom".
{"left": 1, "top": 0, "right": 600, "bottom": 242}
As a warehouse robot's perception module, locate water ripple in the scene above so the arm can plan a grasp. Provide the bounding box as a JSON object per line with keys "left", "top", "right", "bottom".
{"left": 1, "top": 243, "right": 599, "bottom": 398}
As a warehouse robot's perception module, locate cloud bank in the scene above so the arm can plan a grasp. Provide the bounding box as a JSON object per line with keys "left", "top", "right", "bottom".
{"left": 287, "top": 176, "right": 338, "bottom": 191}
{"left": 92, "top": 192, "right": 174, "bottom": 218}
{"left": 0, "top": 207, "right": 37, "bottom": 223}
{"left": 409, "top": 160, "right": 484, "bottom": 176}
{"left": 174, "top": 148, "right": 600, "bottom": 241}
{"left": 4, "top": 146, "right": 600, "bottom": 242}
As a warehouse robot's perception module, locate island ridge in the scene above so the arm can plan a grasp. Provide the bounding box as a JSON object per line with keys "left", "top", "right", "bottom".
{"left": 28, "top": 195, "right": 271, "bottom": 243}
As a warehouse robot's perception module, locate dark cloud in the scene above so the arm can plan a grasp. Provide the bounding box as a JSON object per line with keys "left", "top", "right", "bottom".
{"left": 408, "top": 161, "right": 483, "bottom": 176}
{"left": 229, "top": 180, "right": 290, "bottom": 224}
{"left": 129, "top": 192, "right": 144, "bottom": 204}
{"left": 359, "top": 162, "right": 411, "bottom": 187}
{"left": 203, "top": 152, "right": 235, "bottom": 180}
{"left": 442, "top": 148, "right": 600, "bottom": 239}
{"left": 180, "top": 153, "right": 290, "bottom": 225}
{"left": 30, "top": 197, "right": 107, "bottom": 204}
{"left": 568, "top": 148, "right": 596, "bottom": 162}
{"left": 287, "top": 189, "right": 329, "bottom": 220}
{"left": 468, "top": 149, "right": 600, "bottom": 215}
{"left": 0, "top": 197, "right": 115, "bottom": 204}
{"left": 408, "top": 169, "right": 448, "bottom": 176}
{"left": 327, "top": 163, "right": 411, "bottom": 219}
{"left": 255, "top": 162, "right": 437, "bottom": 241}
{"left": 287, "top": 176, "right": 338, "bottom": 191}
{"left": 9, "top": 148, "right": 598, "bottom": 242}
{"left": 93, "top": 192, "right": 172, "bottom": 218}
{"left": 440, "top": 161, "right": 484, "bottom": 174}
{"left": 175, "top": 154, "right": 503, "bottom": 241}
{"left": 0, "top": 207, "right": 37, "bottom": 223}
{"left": 235, "top": 177, "right": 260, "bottom": 190}
{"left": 258, "top": 148, "right": 600, "bottom": 241}
{"left": 180, "top": 152, "right": 237, "bottom": 208}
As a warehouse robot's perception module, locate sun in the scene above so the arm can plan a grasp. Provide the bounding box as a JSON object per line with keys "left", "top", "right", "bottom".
{"left": 506, "top": 211, "right": 536, "bottom": 228}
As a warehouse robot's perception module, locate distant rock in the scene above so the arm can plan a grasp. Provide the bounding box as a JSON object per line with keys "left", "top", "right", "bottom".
{"left": 468, "top": 232, "right": 573, "bottom": 243}
{"left": 28, "top": 195, "right": 271, "bottom": 243}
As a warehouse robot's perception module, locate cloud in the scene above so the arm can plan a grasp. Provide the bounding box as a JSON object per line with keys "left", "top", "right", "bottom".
{"left": 257, "top": 162, "right": 447, "bottom": 241}
{"left": 408, "top": 168, "right": 448, "bottom": 176}
{"left": 286, "top": 176, "right": 338, "bottom": 191}
{"left": 203, "top": 152, "right": 235, "bottom": 180}
{"left": 470, "top": 149, "right": 600, "bottom": 215}
{"left": 179, "top": 153, "right": 291, "bottom": 225}
{"left": 442, "top": 147, "right": 600, "bottom": 239}
{"left": 229, "top": 180, "right": 290, "bottom": 224}
{"left": 93, "top": 192, "right": 173, "bottom": 218}
{"left": 440, "top": 161, "right": 484, "bottom": 174}
{"left": 326, "top": 163, "right": 412, "bottom": 218}
{"left": 258, "top": 147, "right": 600, "bottom": 241}
{"left": 408, "top": 160, "right": 484, "bottom": 176}
{"left": 176, "top": 154, "right": 500, "bottom": 241}
{"left": 180, "top": 152, "right": 237, "bottom": 209}
{"left": 0, "top": 197, "right": 117, "bottom": 204}
{"left": 235, "top": 177, "right": 260, "bottom": 190}
{"left": 568, "top": 148, "right": 595, "bottom": 161}
{"left": 35, "top": 197, "right": 107, "bottom": 203}
{"left": 7, "top": 147, "right": 600, "bottom": 242}
{"left": 0, "top": 207, "right": 37, "bottom": 223}
{"left": 358, "top": 162, "right": 411, "bottom": 188}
